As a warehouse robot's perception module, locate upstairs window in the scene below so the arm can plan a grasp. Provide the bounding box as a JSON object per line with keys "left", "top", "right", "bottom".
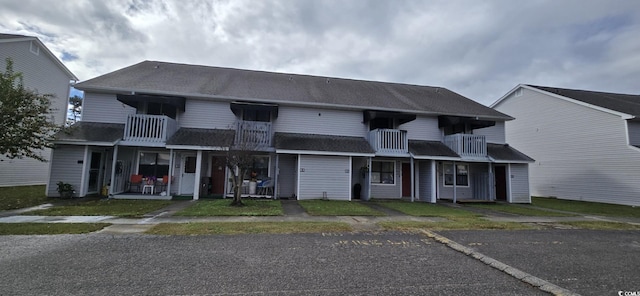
{"left": 243, "top": 109, "right": 271, "bottom": 122}
{"left": 138, "top": 102, "right": 177, "bottom": 119}
{"left": 369, "top": 117, "right": 394, "bottom": 130}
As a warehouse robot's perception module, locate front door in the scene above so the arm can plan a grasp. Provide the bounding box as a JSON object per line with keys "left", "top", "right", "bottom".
{"left": 495, "top": 166, "right": 507, "bottom": 201}
{"left": 87, "top": 152, "right": 104, "bottom": 193}
{"left": 180, "top": 155, "right": 197, "bottom": 195}
{"left": 211, "top": 157, "right": 226, "bottom": 195}
{"left": 402, "top": 163, "right": 411, "bottom": 197}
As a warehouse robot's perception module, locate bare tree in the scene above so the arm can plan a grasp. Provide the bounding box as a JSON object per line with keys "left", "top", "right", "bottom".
{"left": 225, "top": 129, "right": 267, "bottom": 206}
{"left": 67, "top": 95, "right": 82, "bottom": 125}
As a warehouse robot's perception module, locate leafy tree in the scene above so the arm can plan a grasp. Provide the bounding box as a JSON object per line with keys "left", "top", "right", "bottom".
{"left": 0, "top": 58, "right": 59, "bottom": 161}
{"left": 67, "top": 95, "right": 82, "bottom": 125}
{"left": 225, "top": 134, "right": 265, "bottom": 207}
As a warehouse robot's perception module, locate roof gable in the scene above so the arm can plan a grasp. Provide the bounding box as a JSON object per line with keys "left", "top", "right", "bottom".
{"left": 75, "top": 60, "right": 511, "bottom": 120}
{"left": 0, "top": 33, "right": 78, "bottom": 80}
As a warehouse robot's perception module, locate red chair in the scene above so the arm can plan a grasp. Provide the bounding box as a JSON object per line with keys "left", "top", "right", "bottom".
{"left": 129, "top": 175, "right": 143, "bottom": 192}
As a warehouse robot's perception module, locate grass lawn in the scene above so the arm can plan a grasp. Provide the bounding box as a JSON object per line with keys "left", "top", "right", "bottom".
{"left": 23, "top": 199, "right": 174, "bottom": 218}
{"left": 0, "top": 185, "right": 50, "bottom": 211}
{"left": 378, "top": 218, "right": 533, "bottom": 231}
{"left": 147, "top": 221, "right": 352, "bottom": 235}
{"left": 467, "top": 203, "right": 575, "bottom": 217}
{"left": 557, "top": 221, "right": 640, "bottom": 230}
{"left": 0, "top": 223, "right": 111, "bottom": 235}
{"left": 298, "top": 200, "right": 385, "bottom": 216}
{"left": 374, "top": 200, "right": 479, "bottom": 218}
{"left": 532, "top": 197, "right": 640, "bottom": 218}
{"left": 175, "top": 199, "right": 283, "bottom": 216}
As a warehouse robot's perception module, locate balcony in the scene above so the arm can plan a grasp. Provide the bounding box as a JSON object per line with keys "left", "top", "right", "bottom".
{"left": 235, "top": 120, "right": 272, "bottom": 146}
{"left": 122, "top": 114, "right": 177, "bottom": 146}
{"left": 443, "top": 134, "right": 487, "bottom": 158}
{"left": 369, "top": 129, "right": 408, "bottom": 155}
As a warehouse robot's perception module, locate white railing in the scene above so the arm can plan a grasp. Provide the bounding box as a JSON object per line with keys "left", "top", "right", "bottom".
{"left": 123, "top": 114, "right": 177, "bottom": 143}
{"left": 368, "top": 129, "right": 408, "bottom": 154}
{"left": 443, "top": 134, "right": 487, "bottom": 158}
{"left": 236, "top": 120, "right": 272, "bottom": 146}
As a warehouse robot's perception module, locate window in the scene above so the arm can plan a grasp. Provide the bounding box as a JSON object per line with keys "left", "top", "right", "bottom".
{"left": 30, "top": 41, "right": 39, "bottom": 55}
{"left": 138, "top": 152, "right": 170, "bottom": 178}
{"left": 243, "top": 110, "right": 271, "bottom": 122}
{"left": 443, "top": 163, "right": 469, "bottom": 186}
{"left": 371, "top": 161, "right": 395, "bottom": 184}
{"left": 243, "top": 156, "right": 270, "bottom": 180}
{"left": 369, "top": 117, "right": 394, "bottom": 130}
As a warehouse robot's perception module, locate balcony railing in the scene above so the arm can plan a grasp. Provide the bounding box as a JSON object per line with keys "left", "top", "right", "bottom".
{"left": 123, "top": 114, "right": 177, "bottom": 144}
{"left": 443, "top": 134, "right": 487, "bottom": 158}
{"left": 235, "top": 120, "right": 272, "bottom": 146}
{"left": 369, "top": 129, "right": 408, "bottom": 154}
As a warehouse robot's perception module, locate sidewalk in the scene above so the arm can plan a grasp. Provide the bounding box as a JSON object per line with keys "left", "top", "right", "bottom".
{"left": 1, "top": 199, "right": 638, "bottom": 234}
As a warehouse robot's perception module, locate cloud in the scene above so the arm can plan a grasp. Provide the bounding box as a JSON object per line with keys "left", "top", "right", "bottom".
{"left": 0, "top": 0, "right": 638, "bottom": 105}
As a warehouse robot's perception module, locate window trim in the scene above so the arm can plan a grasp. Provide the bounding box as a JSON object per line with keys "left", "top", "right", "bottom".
{"left": 442, "top": 163, "right": 470, "bottom": 187}
{"left": 371, "top": 160, "right": 396, "bottom": 185}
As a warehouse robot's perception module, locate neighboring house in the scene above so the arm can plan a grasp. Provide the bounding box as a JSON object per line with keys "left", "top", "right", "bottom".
{"left": 49, "top": 60, "right": 532, "bottom": 202}
{"left": 0, "top": 33, "right": 78, "bottom": 187}
{"left": 493, "top": 84, "right": 640, "bottom": 206}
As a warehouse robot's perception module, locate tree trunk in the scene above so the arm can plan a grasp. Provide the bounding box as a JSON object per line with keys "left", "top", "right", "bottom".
{"left": 229, "top": 168, "right": 245, "bottom": 207}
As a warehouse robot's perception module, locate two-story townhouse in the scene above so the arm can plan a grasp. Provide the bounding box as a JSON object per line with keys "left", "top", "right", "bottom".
{"left": 49, "top": 61, "right": 533, "bottom": 203}
{"left": 0, "top": 33, "right": 78, "bottom": 187}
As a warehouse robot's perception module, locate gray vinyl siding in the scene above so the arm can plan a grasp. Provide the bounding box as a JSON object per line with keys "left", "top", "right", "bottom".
{"left": 276, "top": 154, "right": 297, "bottom": 198}
{"left": 417, "top": 160, "right": 433, "bottom": 201}
{"left": 298, "top": 155, "right": 350, "bottom": 200}
{"left": 473, "top": 121, "right": 506, "bottom": 144}
{"left": 273, "top": 106, "right": 367, "bottom": 137}
{"left": 495, "top": 87, "right": 640, "bottom": 206}
{"left": 0, "top": 40, "right": 73, "bottom": 186}
{"left": 627, "top": 121, "right": 640, "bottom": 146}
{"left": 370, "top": 159, "right": 401, "bottom": 198}
{"left": 509, "top": 164, "right": 530, "bottom": 203}
{"left": 82, "top": 93, "right": 135, "bottom": 124}
{"left": 179, "top": 99, "right": 236, "bottom": 129}
{"left": 399, "top": 116, "right": 441, "bottom": 141}
{"left": 47, "top": 145, "right": 85, "bottom": 197}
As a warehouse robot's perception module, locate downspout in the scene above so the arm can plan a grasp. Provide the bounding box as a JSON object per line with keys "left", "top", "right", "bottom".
{"left": 367, "top": 157, "right": 372, "bottom": 201}
{"left": 167, "top": 149, "right": 174, "bottom": 197}
{"left": 453, "top": 161, "right": 457, "bottom": 204}
{"left": 410, "top": 157, "right": 415, "bottom": 202}
{"left": 274, "top": 154, "right": 280, "bottom": 199}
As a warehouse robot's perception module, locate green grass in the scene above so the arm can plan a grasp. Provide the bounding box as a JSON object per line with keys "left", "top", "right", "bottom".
{"left": 467, "top": 203, "right": 575, "bottom": 217}
{"left": 378, "top": 218, "right": 533, "bottom": 231}
{"left": 374, "top": 201, "right": 479, "bottom": 218}
{"left": 23, "top": 199, "right": 174, "bottom": 218}
{"left": 298, "top": 200, "right": 385, "bottom": 216}
{"left": 175, "top": 200, "right": 283, "bottom": 216}
{"left": 147, "top": 221, "right": 352, "bottom": 235}
{"left": 0, "top": 223, "right": 111, "bottom": 235}
{"left": 532, "top": 197, "right": 640, "bottom": 218}
{"left": 0, "top": 185, "right": 50, "bottom": 211}
{"left": 557, "top": 221, "right": 640, "bottom": 230}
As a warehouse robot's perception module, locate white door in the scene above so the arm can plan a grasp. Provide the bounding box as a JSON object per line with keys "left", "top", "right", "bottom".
{"left": 180, "top": 155, "right": 196, "bottom": 195}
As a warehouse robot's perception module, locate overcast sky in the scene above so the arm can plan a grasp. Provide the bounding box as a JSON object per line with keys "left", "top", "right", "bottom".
{"left": 1, "top": 0, "right": 639, "bottom": 105}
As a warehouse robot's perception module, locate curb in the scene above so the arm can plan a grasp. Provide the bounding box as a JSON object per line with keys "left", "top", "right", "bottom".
{"left": 419, "top": 230, "right": 581, "bottom": 296}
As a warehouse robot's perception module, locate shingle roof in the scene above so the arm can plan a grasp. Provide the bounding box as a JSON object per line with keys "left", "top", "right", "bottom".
{"left": 54, "top": 122, "right": 124, "bottom": 144}
{"left": 166, "top": 128, "right": 235, "bottom": 147}
{"left": 274, "top": 133, "right": 374, "bottom": 154}
{"left": 0, "top": 33, "right": 30, "bottom": 40}
{"left": 75, "top": 61, "right": 512, "bottom": 120}
{"left": 408, "top": 140, "right": 459, "bottom": 158}
{"left": 528, "top": 85, "right": 640, "bottom": 117}
{"left": 487, "top": 143, "right": 534, "bottom": 163}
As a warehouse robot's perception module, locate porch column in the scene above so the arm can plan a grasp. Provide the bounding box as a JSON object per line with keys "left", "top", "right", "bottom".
{"left": 410, "top": 157, "right": 415, "bottom": 202}
{"left": 108, "top": 145, "right": 119, "bottom": 197}
{"left": 453, "top": 161, "right": 457, "bottom": 203}
{"left": 488, "top": 164, "right": 494, "bottom": 201}
{"left": 430, "top": 160, "right": 436, "bottom": 203}
{"left": 167, "top": 149, "right": 174, "bottom": 197}
{"left": 274, "top": 154, "right": 280, "bottom": 199}
{"left": 366, "top": 157, "right": 372, "bottom": 201}
{"left": 193, "top": 150, "right": 203, "bottom": 200}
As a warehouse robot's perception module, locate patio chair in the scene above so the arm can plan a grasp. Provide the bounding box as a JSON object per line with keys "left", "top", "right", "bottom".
{"left": 257, "top": 179, "right": 274, "bottom": 196}
{"left": 129, "top": 174, "right": 143, "bottom": 192}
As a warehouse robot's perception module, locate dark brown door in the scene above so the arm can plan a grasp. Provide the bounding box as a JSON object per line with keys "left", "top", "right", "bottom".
{"left": 211, "top": 157, "right": 226, "bottom": 195}
{"left": 402, "top": 163, "right": 411, "bottom": 197}
{"left": 495, "top": 166, "right": 507, "bottom": 201}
